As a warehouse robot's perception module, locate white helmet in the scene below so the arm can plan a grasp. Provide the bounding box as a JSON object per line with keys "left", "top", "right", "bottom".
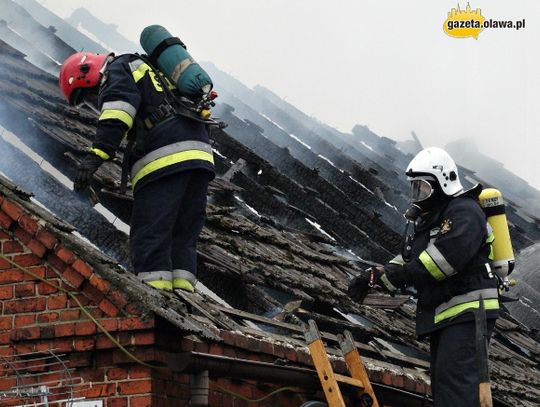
{"left": 406, "top": 147, "right": 463, "bottom": 199}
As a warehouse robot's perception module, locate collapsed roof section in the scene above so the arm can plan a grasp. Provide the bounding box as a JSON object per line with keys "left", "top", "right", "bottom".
{"left": 0, "top": 10, "right": 539, "bottom": 405}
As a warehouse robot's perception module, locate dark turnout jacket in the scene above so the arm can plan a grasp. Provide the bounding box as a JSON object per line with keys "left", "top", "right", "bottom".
{"left": 387, "top": 195, "right": 499, "bottom": 337}
{"left": 92, "top": 54, "right": 215, "bottom": 192}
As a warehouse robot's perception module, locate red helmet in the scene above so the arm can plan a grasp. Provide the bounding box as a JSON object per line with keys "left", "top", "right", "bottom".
{"left": 59, "top": 52, "right": 113, "bottom": 105}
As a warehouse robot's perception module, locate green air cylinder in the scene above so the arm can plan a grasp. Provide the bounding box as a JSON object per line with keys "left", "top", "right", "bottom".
{"left": 140, "top": 25, "right": 212, "bottom": 98}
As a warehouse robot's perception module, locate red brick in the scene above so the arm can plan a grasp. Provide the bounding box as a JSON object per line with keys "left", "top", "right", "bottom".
{"left": 55, "top": 246, "right": 77, "bottom": 265}
{"left": 0, "top": 346, "right": 14, "bottom": 356}
{"left": 14, "top": 226, "right": 32, "bottom": 244}
{"left": 40, "top": 325, "right": 56, "bottom": 339}
{"left": 0, "top": 332, "right": 11, "bottom": 344}
{"left": 0, "top": 257, "right": 10, "bottom": 269}
{"left": 84, "top": 383, "right": 116, "bottom": 398}
{"left": 107, "top": 367, "right": 128, "bottom": 380}
{"left": 416, "top": 382, "right": 427, "bottom": 394}
{"left": 27, "top": 239, "right": 47, "bottom": 258}
{"left": 48, "top": 294, "right": 68, "bottom": 310}
{"left": 95, "top": 335, "right": 115, "bottom": 349}
{"left": 15, "top": 282, "right": 35, "bottom": 297}
{"left": 108, "top": 397, "right": 128, "bottom": 407}
{"left": 0, "top": 230, "right": 9, "bottom": 240}
{"left": 129, "top": 366, "right": 152, "bottom": 379}
{"left": 0, "top": 316, "right": 13, "bottom": 330}
{"left": 119, "top": 317, "right": 154, "bottom": 331}
{"left": 72, "top": 258, "right": 93, "bottom": 278}
{"left": 11, "top": 326, "right": 40, "bottom": 341}
{"left": 1, "top": 200, "right": 23, "bottom": 220}
{"left": 209, "top": 343, "right": 224, "bottom": 356}
{"left": 382, "top": 372, "right": 393, "bottom": 386}
{"left": 36, "top": 228, "right": 57, "bottom": 250}
{"left": 59, "top": 309, "right": 80, "bottom": 321}
{"left": 69, "top": 294, "right": 90, "bottom": 307}
{"left": 15, "top": 343, "right": 35, "bottom": 353}
{"left": 130, "top": 396, "right": 152, "bottom": 407}
{"left": 63, "top": 267, "right": 85, "bottom": 288}
{"left": 81, "top": 280, "right": 104, "bottom": 302}
{"left": 2, "top": 240, "right": 23, "bottom": 253}
{"left": 0, "top": 285, "right": 13, "bottom": 299}
{"left": 99, "top": 298, "right": 120, "bottom": 317}
{"left": 180, "top": 338, "right": 194, "bottom": 352}
{"left": 69, "top": 352, "right": 92, "bottom": 367}
{"left": 12, "top": 253, "right": 41, "bottom": 267}
{"left": 37, "top": 281, "right": 58, "bottom": 295}
{"left": 100, "top": 319, "right": 118, "bottom": 332}
{"left": 51, "top": 338, "right": 73, "bottom": 352}
{"left": 133, "top": 332, "right": 155, "bottom": 345}
{"left": 75, "top": 321, "right": 96, "bottom": 336}
{"left": 0, "top": 269, "right": 25, "bottom": 283}
{"left": 14, "top": 314, "right": 35, "bottom": 328}
{"left": 0, "top": 210, "right": 13, "bottom": 229}
{"left": 125, "top": 303, "right": 143, "bottom": 316}
{"left": 4, "top": 297, "right": 46, "bottom": 314}
{"left": 118, "top": 379, "right": 152, "bottom": 395}
{"left": 46, "top": 254, "right": 66, "bottom": 273}
{"left": 55, "top": 323, "right": 75, "bottom": 337}
{"left": 24, "top": 266, "right": 46, "bottom": 281}
{"left": 89, "top": 274, "right": 111, "bottom": 294}
{"left": 74, "top": 337, "right": 95, "bottom": 351}
{"left": 108, "top": 289, "right": 128, "bottom": 309}
{"left": 19, "top": 215, "right": 39, "bottom": 235}
{"left": 38, "top": 312, "right": 59, "bottom": 323}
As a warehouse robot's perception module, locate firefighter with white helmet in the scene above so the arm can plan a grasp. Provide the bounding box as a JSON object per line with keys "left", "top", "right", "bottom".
{"left": 349, "top": 147, "right": 499, "bottom": 407}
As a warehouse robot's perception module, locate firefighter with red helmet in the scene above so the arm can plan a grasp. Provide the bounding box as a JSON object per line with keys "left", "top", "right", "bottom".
{"left": 349, "top": 147, "right": 499, "bottom": 407}
{"left": 59, "top": 52, "right": 215, "bottom": 293}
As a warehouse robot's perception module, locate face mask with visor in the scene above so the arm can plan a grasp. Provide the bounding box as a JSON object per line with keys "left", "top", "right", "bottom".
{"left": 71, "top": 87, "right": 100, "bottom": 115}
{"left": 409, "top": 178, "right": 435, "bottom": 203}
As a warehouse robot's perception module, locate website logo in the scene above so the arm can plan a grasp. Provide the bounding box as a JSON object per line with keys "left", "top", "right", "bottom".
{"left": 444, "top": 3, "right": 526, "bottom": 40}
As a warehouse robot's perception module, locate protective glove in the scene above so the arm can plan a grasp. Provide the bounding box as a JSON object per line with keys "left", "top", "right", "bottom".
{"left": 348, "top": 265, "right": 401, "bottom": 303}
{"left": 348, "top": 268, "right": 372, "bottom": 302}
{"left": 74, "top": 153, "right": 104, "bottom": 191}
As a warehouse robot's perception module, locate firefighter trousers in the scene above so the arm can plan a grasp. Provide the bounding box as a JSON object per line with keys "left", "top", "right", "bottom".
{"left": 430, "top": 319, "right": 496, "bottom": 407}
{"left": 130, "top": 170, "right": 210, "bottom": 277}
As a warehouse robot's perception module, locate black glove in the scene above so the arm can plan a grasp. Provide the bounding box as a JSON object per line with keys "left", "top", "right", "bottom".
{"left": 348, "top": 268, "right": 373, "bottom": 302}
{"left": 74, "top": 153, "right": 104, "bottom": 191}
{"left": 348, "top": 266, "right": 400, "bottom": 302}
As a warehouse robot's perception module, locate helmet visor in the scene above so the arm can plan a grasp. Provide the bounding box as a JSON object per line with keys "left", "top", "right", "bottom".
{"left": 410, "top": 179, "right": 434, "bottom": 202}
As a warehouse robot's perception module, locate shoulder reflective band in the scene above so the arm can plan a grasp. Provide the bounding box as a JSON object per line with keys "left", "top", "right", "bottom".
{"left": 129, "top": 59, "right": 162, "bottom": 91}
{"left": 99, "top": 101, "right": 136, "bottom": 130}
{"left": 419, "top": 250, "right": 446, "bottom": 281}
{"left": 130, "top": 141, "right": 214, "bottom": 188}
{"left": 434, "top": 288, "right": 499, "bottom": 324}
{"left": 89, "top": 147, "right": 110, "bottom": 160}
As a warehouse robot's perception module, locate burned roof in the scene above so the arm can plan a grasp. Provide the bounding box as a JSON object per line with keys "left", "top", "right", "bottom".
{"left": 0, "top": 32, "right": 540, "bottom": 406}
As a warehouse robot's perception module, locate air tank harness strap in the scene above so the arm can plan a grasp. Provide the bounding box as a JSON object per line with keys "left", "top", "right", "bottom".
{"left": 120, "top": 117, "right": 147, "bottom": 194}
{"left": 148, "top": 37, "right": 187, "bottom": 66}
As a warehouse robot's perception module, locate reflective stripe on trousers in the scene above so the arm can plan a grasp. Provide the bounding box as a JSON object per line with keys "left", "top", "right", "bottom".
{"left": 130, "top": 141, "right": 214, "bottom": 188}
{"left": 434, "top": 288, "right": 499, "bottom": 324}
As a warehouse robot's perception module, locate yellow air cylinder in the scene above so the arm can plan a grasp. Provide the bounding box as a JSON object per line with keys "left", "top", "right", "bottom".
{"left": 479, "top": 188, "right": 515, "bottom": 279}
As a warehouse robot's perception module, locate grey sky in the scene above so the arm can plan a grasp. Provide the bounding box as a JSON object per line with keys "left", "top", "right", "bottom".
{"left": 44, "top": 0, "right": 540, "bottom": 190}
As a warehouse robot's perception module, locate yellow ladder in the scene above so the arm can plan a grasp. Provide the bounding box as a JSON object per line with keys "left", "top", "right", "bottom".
{"left": 304, "top": 320, "right": 380, "bottom": 407}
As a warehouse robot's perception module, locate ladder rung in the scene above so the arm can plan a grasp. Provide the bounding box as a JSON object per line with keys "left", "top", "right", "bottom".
{"left": 334, "top": 373, "right": 365, "bottom": 389}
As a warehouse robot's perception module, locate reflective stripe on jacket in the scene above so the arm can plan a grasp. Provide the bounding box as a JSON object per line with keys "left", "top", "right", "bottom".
{"left": 385, "top": 196, "right": 499, "bottom": 337}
